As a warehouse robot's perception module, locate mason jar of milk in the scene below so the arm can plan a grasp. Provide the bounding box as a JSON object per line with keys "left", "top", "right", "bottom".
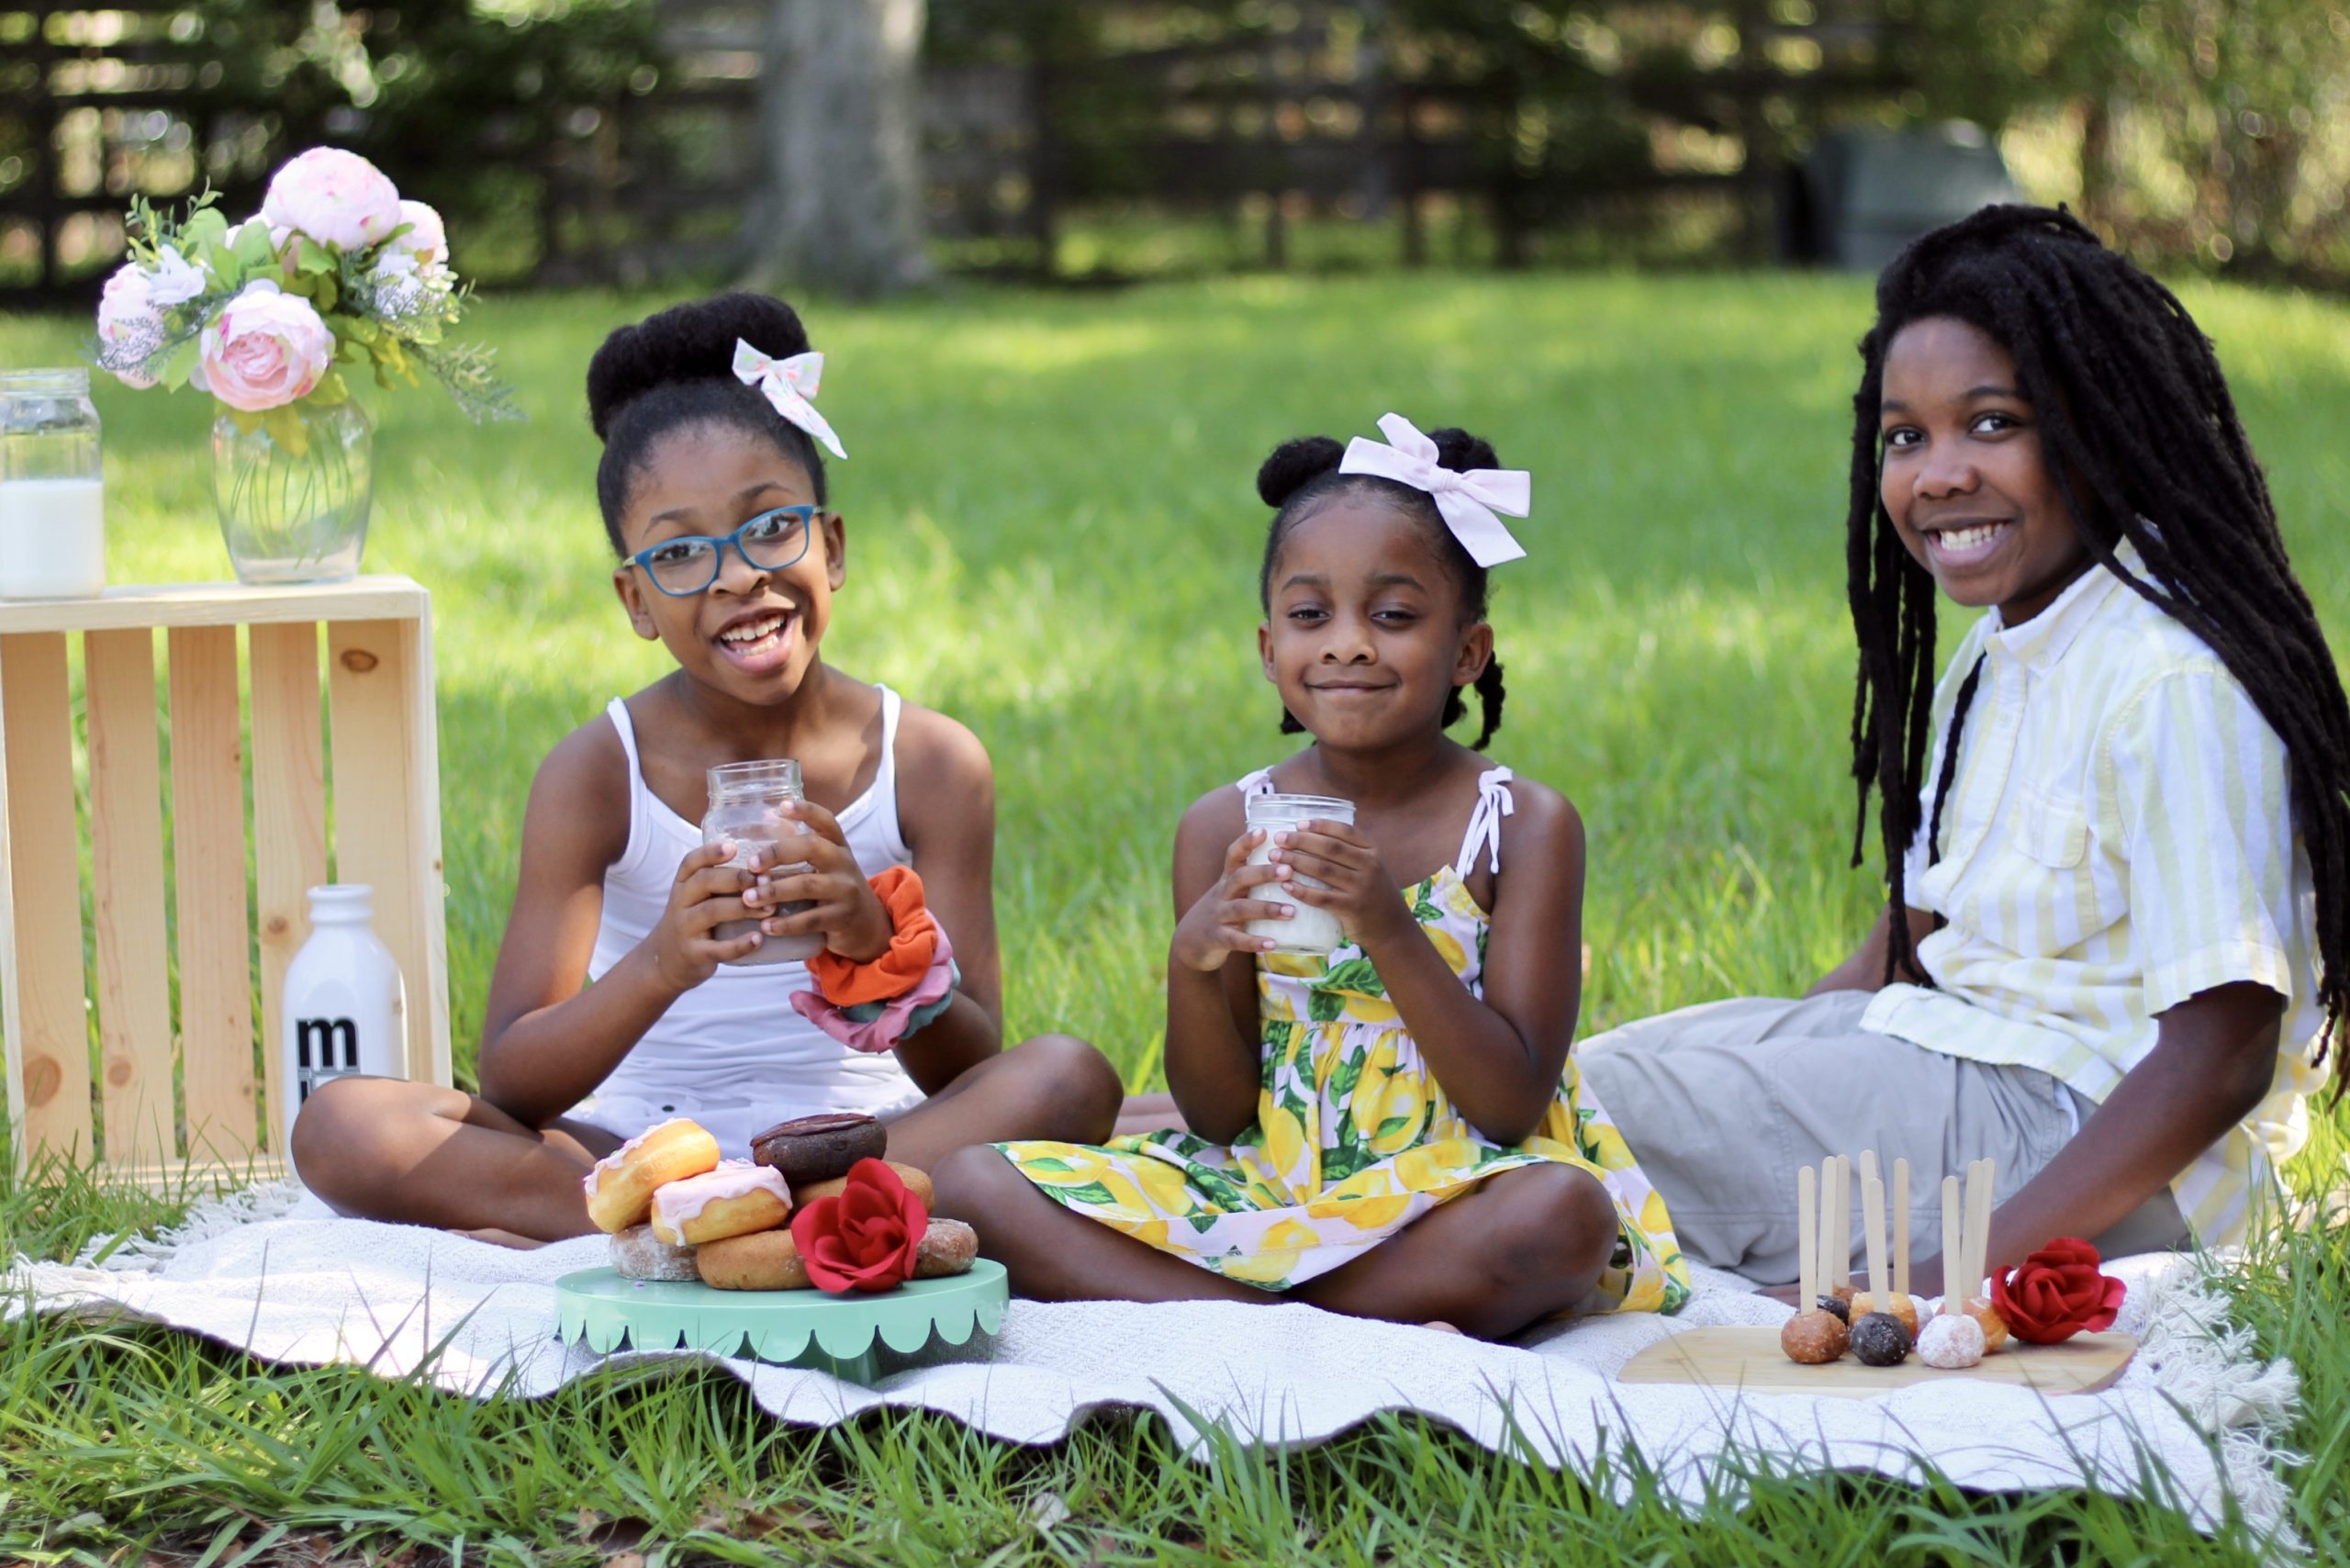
{"left": 702, "top": 759, "right": 825, "bottom": 964}
{"left": 0, "top": 368, "right": 106, "bottom": 599}
{"left": 1244, "top": 792, "right": 1358, "bottom": 955}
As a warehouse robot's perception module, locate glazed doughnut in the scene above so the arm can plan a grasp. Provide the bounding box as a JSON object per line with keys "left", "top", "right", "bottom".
{"left": 649, "top": 1160, "right": 793, "bottom": 1245}
{"left": 610, "top": 1223, "right": 699, "bottom": 1282}
{"left": 750, "top": 1113, "right": 886, "bottom": 1186}
{"left": 583, "top": 1118, "right": 722, "bottom": 1233}
{"left": 793, "top": 1159, "right": 934, "bottom": 1208}
{"left": 698, "top": 1226, "right": 814, "bottom": 1291}
{"left": 913, "top": 1217, "right": 979, "bottom": 1278}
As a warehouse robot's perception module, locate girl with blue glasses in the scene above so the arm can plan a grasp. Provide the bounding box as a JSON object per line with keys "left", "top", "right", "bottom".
{"left": 292, "top": 290, "right": 1124, "bottom": 1241}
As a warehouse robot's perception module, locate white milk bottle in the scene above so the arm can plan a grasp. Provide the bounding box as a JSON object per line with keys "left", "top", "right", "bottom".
{"left": 1244, "top": 792, "right": 1358, "bottom": 955}
{"left": 0, "top": 368, "right": 106, "bottom": 599}
{"left": 702, "top": 759, "right": 824, "bottom": 964}
{"left": 280, "top": 884, "right": 406, "bottom": 1164}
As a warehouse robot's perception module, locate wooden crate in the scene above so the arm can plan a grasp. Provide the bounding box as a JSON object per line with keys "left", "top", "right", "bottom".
{"left": 0, "top": 577, "right": 451, "bottom": 1183}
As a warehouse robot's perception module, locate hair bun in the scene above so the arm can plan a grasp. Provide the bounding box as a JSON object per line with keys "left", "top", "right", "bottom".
{"left": 1427, "top": 426, "right": 1499, "bottom": 474}
{"left": 1257, "top": 436, "right": 1345, "bottom": 508}
{"left": 587, "top": 291, "right": 813, "bottom": 442}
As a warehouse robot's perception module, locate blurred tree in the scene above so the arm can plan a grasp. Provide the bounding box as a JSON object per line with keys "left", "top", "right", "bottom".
{"left": 1898, "top": 0, "right": 2350, "bottom": 279}
{"left": 741, "top": 0, "right": 931, "bottom": 297}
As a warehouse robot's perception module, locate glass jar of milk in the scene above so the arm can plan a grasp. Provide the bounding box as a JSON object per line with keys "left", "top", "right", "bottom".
{"left": 1244, "top": 792, "right": 1358, "bottom": 955}
{"left": 0, "top": 368, "right": 105, "bottom": 599}
{"left": 702, "top": 759, "right": 824, "bottom": 965}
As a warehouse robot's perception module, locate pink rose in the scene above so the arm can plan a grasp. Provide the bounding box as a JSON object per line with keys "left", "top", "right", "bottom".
{"left": 260, "top": 148, "right": 402, "bottom": 254}
{"left": 388, "top": 200, "right": 446, "bottom": 269}
{"left": 196, "top": 281, "right": 334, "bottom": 412}
{"left": 95, "top": 263, "right": 163, "bottom": 387}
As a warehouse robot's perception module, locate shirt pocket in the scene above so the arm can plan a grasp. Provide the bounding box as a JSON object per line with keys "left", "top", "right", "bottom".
{"left": 2016, "top": 784, "right": 2090, "bottom": 868}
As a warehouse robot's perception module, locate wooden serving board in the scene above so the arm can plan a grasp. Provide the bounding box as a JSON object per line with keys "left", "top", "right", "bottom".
{"left": 1617, "top": 1326, "right": 2137, "bottom": 1399}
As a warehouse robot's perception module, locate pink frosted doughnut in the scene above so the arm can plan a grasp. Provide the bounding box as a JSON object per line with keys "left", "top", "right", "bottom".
{"left": 582, "top": 1118, "right": 721, "bottom": 1233}
{"left": 649, "top": 1159, "right": 792, "bottom": 1245}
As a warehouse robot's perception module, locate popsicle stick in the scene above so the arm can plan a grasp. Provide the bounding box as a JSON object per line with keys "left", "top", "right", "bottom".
{"left": 1942, "top": 1174, "right": 1963, "bottom": 1303}
{"left": 1833, "top": 1156, "right": 1852, "bottom": 1290}
{"left": 1893, "top": 1157, "right": 1910, "bottom": 1298}
{"left": 1859, "top": 1148, "right": 1880, "bottom": 1189}
{"left": 1797, "top": 1165, "right": 1817, "bottom": 1307}
{"left": 1814, "top": 1160, "right": 1832, "bottom": 1297}
{"left": 1967, "top": 1158, "right": 1996, "bottom": 1298}
{"left": 1863, "top": 1174, "right": 1889, "bottom": 1301}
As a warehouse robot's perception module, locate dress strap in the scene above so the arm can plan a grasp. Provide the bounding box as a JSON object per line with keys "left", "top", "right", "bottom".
{"left": 875, "top": 685, "right": 902, "bottom": 793}
{"left": 1454, "top": 767, "right": 1516, "bottom": 878}
{"left": 1236, "top": 767, "right": 1276, "bottom": 797}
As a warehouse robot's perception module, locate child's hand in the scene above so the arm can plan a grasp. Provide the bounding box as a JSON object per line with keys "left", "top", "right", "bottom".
{"left": 743, "top": 801, "right": 893, "bottom": 961}
{"left": 1270, "top": 820, "right": 1415, "bottom": 950}
{"left": 650, "top": 840, "right": 764, "bottom": 990}
{"left": 1170, "top": 828, "right": 1296, "bottom": 971}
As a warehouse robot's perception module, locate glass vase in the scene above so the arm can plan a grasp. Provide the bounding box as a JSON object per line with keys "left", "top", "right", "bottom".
{"left": 209, "top": 398, "right": 374, "bottom": 585}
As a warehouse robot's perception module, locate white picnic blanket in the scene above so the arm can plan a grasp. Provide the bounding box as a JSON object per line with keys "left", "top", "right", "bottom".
{"left": 7, "top": 1182, "right": 2301, "bottom": 1549}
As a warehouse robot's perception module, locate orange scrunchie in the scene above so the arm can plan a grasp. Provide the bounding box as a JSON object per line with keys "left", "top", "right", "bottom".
{"left": 808, "top": 866, "right": 940, "bottom": 1007}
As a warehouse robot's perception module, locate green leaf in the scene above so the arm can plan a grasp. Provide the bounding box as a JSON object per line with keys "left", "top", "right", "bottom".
{"left": 307, "top": 370, "right": 350, "bottom": 407}
{"left": 1184, "top": 1211, "right": 1223, "bottom": 1235}
{"left": 297, "top": 238, "right": 336, "bottom": 275}
{"left": 182, "top": 207, "right": 230, "bottom": 250}
{"left": 1315, "top": 958, "right": 1384, "bottom": 997}
{"left": 157, "top": 337, "right": 200, "bottom": 390}
{"left": 1307, "top": 990, "right": 1345, "bottom": 1025}
{"left": 1045, "top": 1180, "right": 1120, "bottom": 1209}
{"left": 233, "top": 221, "right": 279, "bottom": 269}
{"left": 1373, "top": 1114, "right": 1416, "bottom": 1142}
{"left": 1021, "top": 1157, "right": 1076, "bottom": 1174}
{"left": 260, "top": 404, "right": 309, "bottom": 457}
{"left": 1326, "top": 1052, "right": 1364, "bottom": 1103}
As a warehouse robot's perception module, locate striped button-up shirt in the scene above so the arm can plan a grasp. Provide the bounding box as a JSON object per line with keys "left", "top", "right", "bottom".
{"left": 1861, "top": 539, "right": 2319, "bottom": 1246}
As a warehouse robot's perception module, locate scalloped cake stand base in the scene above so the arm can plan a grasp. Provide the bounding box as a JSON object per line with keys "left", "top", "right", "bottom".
{"left": 554, "top": 1260, "right": 1010, "bottom": 1384}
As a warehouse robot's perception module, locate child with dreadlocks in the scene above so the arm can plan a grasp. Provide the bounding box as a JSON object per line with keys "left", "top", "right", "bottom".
{"left": 931, "top": 415, "right": 1693, "bottom": 1338}
{"left": 1580, "top": 205, "right": 2350, "bottom": 1294}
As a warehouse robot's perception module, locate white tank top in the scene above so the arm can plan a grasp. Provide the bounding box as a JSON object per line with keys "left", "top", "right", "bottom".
{"left": 570, "top": 688, "right": 924, "bottom": 1154}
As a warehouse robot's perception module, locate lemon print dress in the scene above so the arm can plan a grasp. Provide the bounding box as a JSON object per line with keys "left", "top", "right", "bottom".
{"left": 995, "top": 767, "right": 1692, "bottom": 1314}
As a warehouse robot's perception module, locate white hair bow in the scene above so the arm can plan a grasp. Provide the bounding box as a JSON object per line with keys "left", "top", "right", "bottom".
{"left": 732, "top": 340, "right": 847, "bottom": 461}
{"left": 1338, "top": 412, "right": 1528, "bottom": 566}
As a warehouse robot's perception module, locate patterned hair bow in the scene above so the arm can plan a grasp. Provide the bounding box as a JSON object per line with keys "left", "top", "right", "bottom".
{"left": 1338, "top": 412, "right": 1528, "bottom": 566}
{"left": 732, "top": 339, "right": 847, "bottom": 461}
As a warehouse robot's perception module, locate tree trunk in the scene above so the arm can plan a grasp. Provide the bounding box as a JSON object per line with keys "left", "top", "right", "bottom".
{"left": 743, "top": 0, "right": 931, "bottom": 298}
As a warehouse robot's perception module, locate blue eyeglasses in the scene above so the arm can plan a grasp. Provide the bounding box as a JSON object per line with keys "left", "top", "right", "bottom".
{"left": 626, "top": 505, "right": 817, "bottom": 597}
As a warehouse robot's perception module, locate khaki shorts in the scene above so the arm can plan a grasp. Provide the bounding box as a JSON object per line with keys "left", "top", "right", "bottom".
{"left": 1577, "top": 991, "right": 2187, "bottom": 1285}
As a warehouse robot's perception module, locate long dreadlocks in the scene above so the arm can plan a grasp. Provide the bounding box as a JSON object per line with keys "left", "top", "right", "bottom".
{"left": 1844, "top": 204, "right": 2350, "bottom": 1081}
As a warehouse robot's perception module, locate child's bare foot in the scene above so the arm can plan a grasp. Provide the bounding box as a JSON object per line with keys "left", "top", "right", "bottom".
{"left": 459, "top": 1226, "right": 547, "bottom": 1250}
{"left": 1423, "top": 1320, "right": 1462, "bottom": 1334}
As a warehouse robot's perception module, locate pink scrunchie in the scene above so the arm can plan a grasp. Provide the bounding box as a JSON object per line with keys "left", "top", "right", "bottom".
{"left": 789, "top": 927, "right": 957, "bottom": 1054}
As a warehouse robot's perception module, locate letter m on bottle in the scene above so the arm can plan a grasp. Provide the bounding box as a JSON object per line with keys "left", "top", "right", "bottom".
{"left": 296, "top": 1017, "right": 361, "bottom": 1103}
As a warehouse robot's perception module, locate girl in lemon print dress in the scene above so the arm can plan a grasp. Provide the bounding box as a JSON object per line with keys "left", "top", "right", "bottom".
{"left": 931, "top": 416, "right": 1691, "bottom": 1337}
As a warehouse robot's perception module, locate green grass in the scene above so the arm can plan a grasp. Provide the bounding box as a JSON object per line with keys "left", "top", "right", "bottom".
{"left": 4, "top": 271, "right": 2349, "bottom": 1562}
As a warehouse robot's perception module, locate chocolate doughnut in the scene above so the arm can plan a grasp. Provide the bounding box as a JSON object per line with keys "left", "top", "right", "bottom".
{"left": 1849, "top": 1311, "right": 1913, "bottom": 1367}
{"left": 750, "top": 1113, "right": 887, "bottom": 1186}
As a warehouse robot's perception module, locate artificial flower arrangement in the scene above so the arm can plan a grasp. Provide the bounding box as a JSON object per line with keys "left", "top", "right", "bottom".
{"left": 95, "top": 146, "right": 516, "bottom": 438}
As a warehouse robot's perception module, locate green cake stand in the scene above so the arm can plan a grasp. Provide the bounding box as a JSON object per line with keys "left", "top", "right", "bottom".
{"left": 554, "top": 1260, "right": 1009, "bottom": 1385}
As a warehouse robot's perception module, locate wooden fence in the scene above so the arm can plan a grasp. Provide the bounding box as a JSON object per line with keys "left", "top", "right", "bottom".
{"left": 2, "top": 0, "right": 1909, "bottom": 296}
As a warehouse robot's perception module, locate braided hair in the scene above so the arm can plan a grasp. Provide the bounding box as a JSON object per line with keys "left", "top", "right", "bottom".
{"left": 585, "top": 291, "right": 829, "bottom": 553}
{"left": 1255, "top": 428, "right": 1507, "bottom": 749}
{"left": 1845, "top": 204, "right": 2350, "bottom": 1077}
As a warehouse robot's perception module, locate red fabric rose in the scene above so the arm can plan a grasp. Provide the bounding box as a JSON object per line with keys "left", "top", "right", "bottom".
{"left": 1991, "top": 1237, "right": 2127, "bottom": 1344}
{"left": 789, "top": 1157, "right": 929, "bottom": 1294}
